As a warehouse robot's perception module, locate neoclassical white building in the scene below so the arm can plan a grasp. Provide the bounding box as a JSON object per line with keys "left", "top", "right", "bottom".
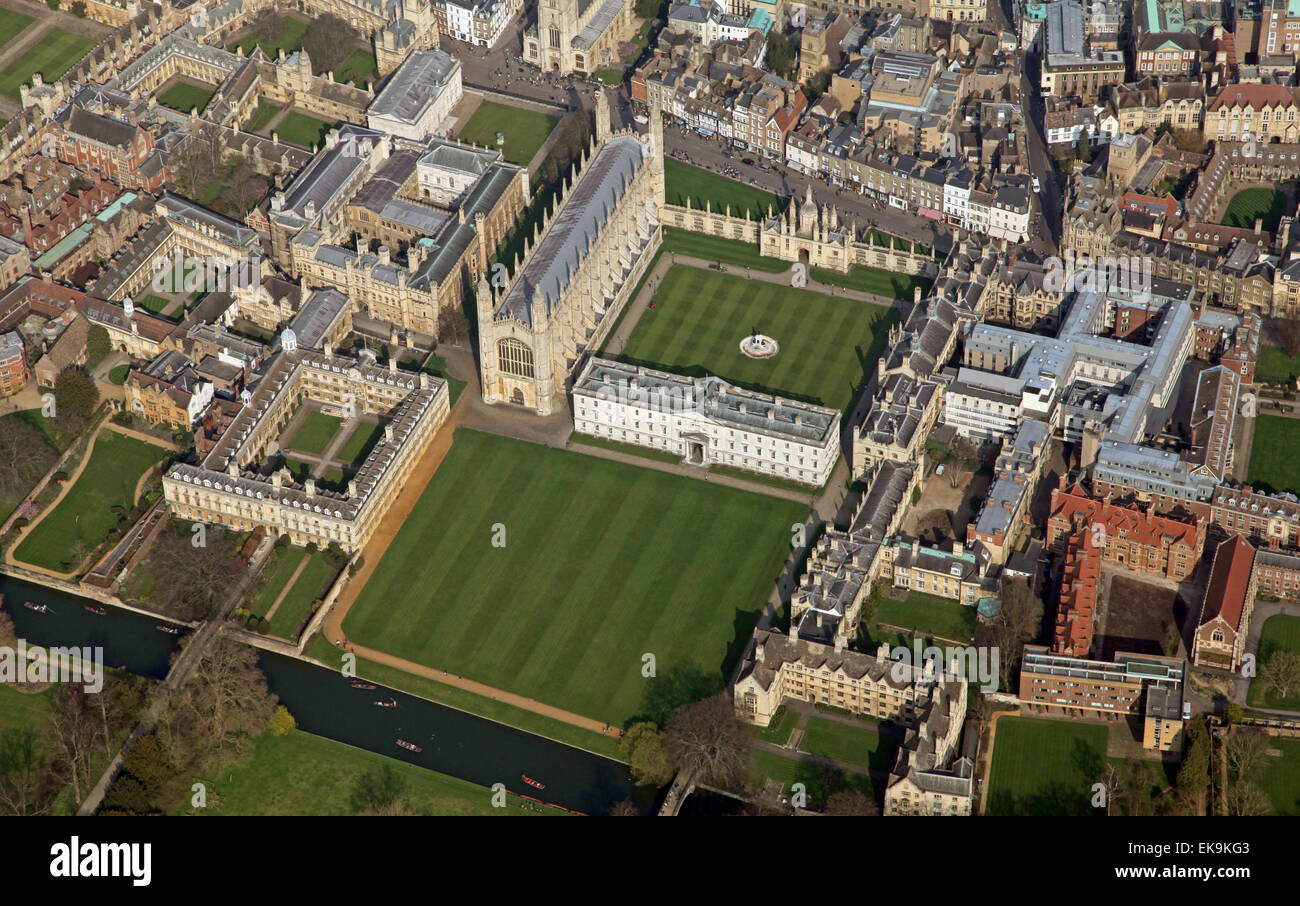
{"left": 366, "top": 49, "right": 463, "bottom": 141}
{"left": 572, "top": 356, "right": 841, "bottom": 486}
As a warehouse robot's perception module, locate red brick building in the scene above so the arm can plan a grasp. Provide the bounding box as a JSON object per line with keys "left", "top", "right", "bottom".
{"left": 1046, "top": 485, "right": 1205, "bottom": 581}
{"left": 47, "top": 107, "right": 166, "bottom": 193}
{"left": 1193, "top": 535, "right": 1256, "bottom": 672}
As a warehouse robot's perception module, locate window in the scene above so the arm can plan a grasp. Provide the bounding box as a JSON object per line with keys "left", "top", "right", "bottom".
{"left": 498, "top": 338, "right": 535, "bottom": 379}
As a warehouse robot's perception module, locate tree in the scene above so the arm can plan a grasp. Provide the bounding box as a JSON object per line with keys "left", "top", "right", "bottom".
{"left": 765, "top": 31, "right": 796, "bottom": 79}
{"left": 0, "top": 729, "right": 58, "bottom": 816}
{"left": 155, "top": 637, "right": 279, "bottom": 774}
{"left": 985, "top": 577, "right": 1043, "bottom": 692}
{"left": 1077, "top": 134, "right": 1094, "bottom": 165}
{"left": 1260, "top": 649, "right": 1300, "bottom": 700}
{"left": 1272, "top": 317, "right": 1300, "bottom": 359}
{"left": 609, "top": 799, "right": 640, "bottom": 816}
{"left": 823, "top": 789, "right": 879, "bottom": 816}
{"left": 0, "top": 418, "right": 57, "bottom": 506}
{"left": 620, "top": 722, "right": 675, "bottom": 787}
{"left": 1175, "top": 719, "right": 1210, "bottom": 814}
{"left": 1224, "top": 780, "right": 1271, "bottom": 816}
{"left": 268, "top": 705, "right": 296, "bottom": 736}
{"left": 85, "top": 325, "right": 111, "bottom": 369}
{"left": 662, "top": 694, "right": 751, "bottom": 789}
{"left": 635, "top": 662, "right": 723, "bottom": 727}
{"left": 48, "top": 685, "right": 100, "bottom": 804}
{"left": 1223, "top": 703, "right": 1244, "bottom": 725}
{"left": 633, "top": 0, "right": 660, "bottom": 18}
{"left": 349, "top": 764, "right": 407, "bottom": 814}
{"left": 171, "top": 124, "right": 227, "bottom": 201}
{"left": 1225, "top": 727, "right": 1269, "bottom": 782}
{"left": 436, "top": 306, "right": 471, "bottom": 346}
{"left": 53, "top": 367, "right": 99, "bottom": 425}
{"left": 70, "top": 1, "right": 86, "bottom": 16}
{"left": 302, "top": 14, "right": 362, "bottom": 73}
{"left": 137, "top": 520, "right": 242, "bottom": 621}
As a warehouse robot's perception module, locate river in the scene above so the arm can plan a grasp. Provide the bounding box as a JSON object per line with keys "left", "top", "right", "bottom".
{"left": 0, "top": 574, "right": 660, "bottom": 815}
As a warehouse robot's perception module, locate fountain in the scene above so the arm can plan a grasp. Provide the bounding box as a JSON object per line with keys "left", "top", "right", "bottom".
{"left": 739, "top": 330, "right": 779, "bottom": 359}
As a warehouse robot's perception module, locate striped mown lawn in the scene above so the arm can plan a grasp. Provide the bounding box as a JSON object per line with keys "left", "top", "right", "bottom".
{"left": 455, "top": 101, "right": 558, "bottom": 166}
{"left": 664, "top": 159, "right": 786, "bottom": 218}
{"left": 267, "top": 554, "right": 335, "bottom": 638}
{"left": 1257, "top": 737, "right": 1300, "bottom": 816}
{"left": 343, "top": 429, "right": 805, "bottom": 725}
{"left": 0, "top": 28, "right": 95, "bottom": 100}
{"left": 287, "top": 412, "right": 343, "bottom": 455}
{"left": 156, "top": 79, "right": 215, "bottom": 113}
{"left": 985, "top": 717, "right": 1109, "bottom": 816}
{"left": 13, "top": 430, "right": 170, "bottom": 572}
{"left": 0, "top": 9, "right": 34, "bottom": 50}
{"left": 616, "top": 265, "right": 896, "bottom": 410}
{"left": 1247, "top": 414, "right": 1300, "bottom": 496}
{"left": 250, "top": 546, "right": 308, "bottom": 618}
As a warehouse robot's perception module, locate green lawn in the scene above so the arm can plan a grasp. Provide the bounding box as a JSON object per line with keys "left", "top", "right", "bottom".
{"left": 1247, "top": 414, "right": 1300, "bottom": 495}
{"left": 342, "top": 429, "right": 805, "bottom": 725}
{"left": 244, "top": 101, "right": 282, "bottom": 133}
{"left": 0, "top": 28, "right": 95, "bottom": 100}
{"left": 250, "top": 546, "right": 308, "bottom": 619}
{"left": 456, "top": 101, "right": 559, "bottom": 166}
{"left": 287, "top": 411, "right": 344, "bottom": 455}
{"left": 305, "top": 633, "right": 624, "bottom": 760}
{"left": 0, "top": 684, "right": 54, "bottom": 736}
{"left": 753, "top": 707, "right": 799, "bottom": 745}
{"left": 422, "top": 356, "right": 466, "bottom": 406}
{"left": 873, "top": 593, "right": 978, "bottom": 644}
{"left": 985, "top": 717, "right": 1109, "bottom": 816}
{"left": 226, "top": 16, "right": 309, "bottom": 58}
{"left": 1247, "top": 615, "right": 1300, "bottom": 710}
{"left": 335, "top": 49, "right": 377, "bottom": 87}
{"left": 812, "top": 265, "right": 933, "bottom": 303}
{"left": 156, "top": 80, "right": 214, "bottom": 114}
{"left": 176, "top": 729, "right": 564, "bottom": 816}
{"left": 0, "top": 8, "right": 34, "bottom": 50}
{"left": 1257, "top": 346, "right": 1300, "bottom": 385}
{"left": 570, "top": 432, "right": 683, "bottom": 465}
{"left": 1221, "top": 187, "right": 1290, "bottom": 233}
{"left": 749, "top": 748, "right": 874, "bottom": 805}
{"left": 1257, "top": 737, "right": 1300, "bottom": 816}
{"left": 108, "top": 364, "right": 130, "bottom": 385}
{"left": 664, "top": 159, "right": 785, "bottom": 219}
{"left": 275, "top": 111, "right": 335, "bottom": 149}
{"left": 800, "top": 716, "right": 899, "bottom": 773}
{"left": 13, "top": 431, "right": 169, "bottom": 572}
{"left": 614, "top": 265, "right": 896, "bottom": 410}
{"left": 267, "top": 553, "right": 335, "bottom": 638}
{"left": 593, "top": 68, "right": 625, "bottom": 86}
{"left": 338, "top": 421, "right": 383, "bottom": 466}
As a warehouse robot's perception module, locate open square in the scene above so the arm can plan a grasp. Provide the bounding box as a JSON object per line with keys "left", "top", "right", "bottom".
{"left": 156, "top": 79, "right": 215, "bottom": 114}
{"left": 613, "top": 265, "right": 896, "bottom": 410}
{"left": 341, "top": 429, "right": 806, "bottom": 725}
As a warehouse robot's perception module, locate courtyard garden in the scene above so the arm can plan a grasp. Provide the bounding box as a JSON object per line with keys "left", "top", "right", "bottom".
{"left": 613, "top": 264, "right": 896, "bottom": 410}
{"left": 1247, "top": 414, "right": 1300, "bottom": 495}
{"left": 156, "top": 79, "right": 215, "bottom": 114}
{"left": 664, "top": 159, "right": 785, "bottom": 219}
{"left": 1247, "top": 614, "right": 1300, "bottom": 711}
{"left": 456, "top": 101, "right": 560, "bottom": 166}
{"left": 985, "top": 716, "right": 1109, "bottom": 816}
{"left": 1221, "top": 187, "right": 1291, "bottom": 233}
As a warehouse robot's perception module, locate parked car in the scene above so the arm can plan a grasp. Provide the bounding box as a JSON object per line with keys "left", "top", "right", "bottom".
{"left": 633, "top": 114, "right": 648, "bottom": 124}
{"left": 1031, "top": 176, "right": 1042, "bottom": 193}
{"left": 742, "top": 157, "right": 754, "bottom": 166}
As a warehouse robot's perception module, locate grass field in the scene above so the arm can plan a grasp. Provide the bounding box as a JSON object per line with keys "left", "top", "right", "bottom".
{"left": 176, "top": 729, "right": 563, "bottom": 815}
{"left": 226, "top": 16, "right": 309, "bottom": 58}
{"left": 250, "top": 546, "right": 308, "bottom": 618}
{"left": 287, "top": 412, "right": 344, "bottom": 455}
{"left": 749, "top": 748, "right": 874, "bottom": 805}
{"left": 753, "top": 707, "right": 799, "bottom": 745}
{"left": 1257, "top": 346, "right": 1300, "bottom": 385}
{"left": 266, "top": 554, "right": 334, "bottom": 638}
{"left": 13, "top": 431, "right": 169, "bottom": 572}
{"left": 660, "top": 227, "right": 789, "bottom": 272}
{"left": 615, "top": 265, "right": 895, "bottom": 410}
{"left": 0, "top": 684, "right": 54, "bottom": 736}
{"left": 108, "top": 364, "right": 130, "bottom": 385}
{"left": 873, "top": 593, "right": 977, "bottom": 644}
{"left": 156, "top": 80, "right": 214, "bottom": 114}
{"left": 422, "top": 356, "right": 466, "bottom": 405}
{"left": 0, "top": 28, "right": 95, "bottom": 100}
{"left": 244, "top": 101, "right": 281, "bottom": 133}
{"left": 1247, "top": 615, "right": 1300, "bottom": 710}
{"left": 342, "top": 429, "right": 805, "bottom": 725}
{"left": 812, "top": 265, "right": 933, "bottom": 302}
{"left": 275, "top": 111, "right": 335, "bottom": 149}
{"left": 664, "top": 159, "right": 784, "bottom": 218}
{"left": 800, "top": 716, "right": 899, "bottom": 773}
{"left": 456, "top": 101, "right": 559, "bottom": 166}
{"left": 0, "top": 8, "right": 33, "bottom": 50}
{"left": 1258, "top": 737, "right": 1300, "bottom": 816}
{"left": 1221, "top": 187, "right": 1290, "bottom": 233}
{"left": 985, "top": 716, "right": 1109, "bottom": 816}
{"left": 570, "top": 432, "right": 683, "bottom": 465}
{"left": 336, "top": 49, "right": 377, "bottom": 87}
{"left": 338, "top": 421, "right": 383, "bottom": 466}
{"left": 1247, "top": 414, "right": 1300, "bottom": 495}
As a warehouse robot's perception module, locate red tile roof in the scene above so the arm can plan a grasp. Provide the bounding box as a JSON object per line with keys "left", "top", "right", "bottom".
{"left": 1200, "top": 535, "right": 1255, "bottom": 631}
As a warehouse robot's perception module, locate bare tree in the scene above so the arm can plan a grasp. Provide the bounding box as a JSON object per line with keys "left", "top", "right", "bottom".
{"left": 0, "top": 729, "right": 58, "bottom": 816}
{"left": 985, "top": 577, "right": 1043, "bottom": 692}
{"left": 437, "top": 305, "right": 471, "bottom": 346}
{"left": 137, "top": 520, "right": 242, "bottom": 621}
{"left": 1224, "top": 780, "right": 1271, "bottom": 816}
{"left": 1224, "top": 727, "right": 1270, "bottom": 782}
{"left": 1261, "top": 650, "right": 1300, "bottom": 701}
{"left": 609, "top": 799, "right": 640, "bottom": 816}
{"left": 154, "top": 636, "right": 278, "bottom": 773}
{"left": 823, "top": 789, "right": 880, "bottom": 816}
{"left": 1272, "top": 317, "right": 1300, "bottom": 359}
{"left": 48, "top": 686, "right": 100, "bottom": 804}
{"left": 0, "top": 419, "right": 57, "bottom": 503}
{"left": 662, "top": 693, "right": 751, "bottom": 789}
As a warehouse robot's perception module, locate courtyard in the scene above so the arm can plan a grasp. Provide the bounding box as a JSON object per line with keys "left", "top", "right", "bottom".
{"left": 340, "top": 428, "right": 806, "bottom": 726}
{"left": 455, "top": 100, "right": 559, "bottom": 166}
{"left": 264, "top": 407, "right": 386, "bottom": 493}
{"left": 612, "top": 265, "right": 896, "bottom": 411}
{"left": 1247, "top": 414, "right": 1300, "bottom": 495}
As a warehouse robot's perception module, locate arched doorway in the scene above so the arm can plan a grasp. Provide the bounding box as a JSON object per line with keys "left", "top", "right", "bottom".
{"left": 511, "top": 387, "right": 525, "bottom": 405}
